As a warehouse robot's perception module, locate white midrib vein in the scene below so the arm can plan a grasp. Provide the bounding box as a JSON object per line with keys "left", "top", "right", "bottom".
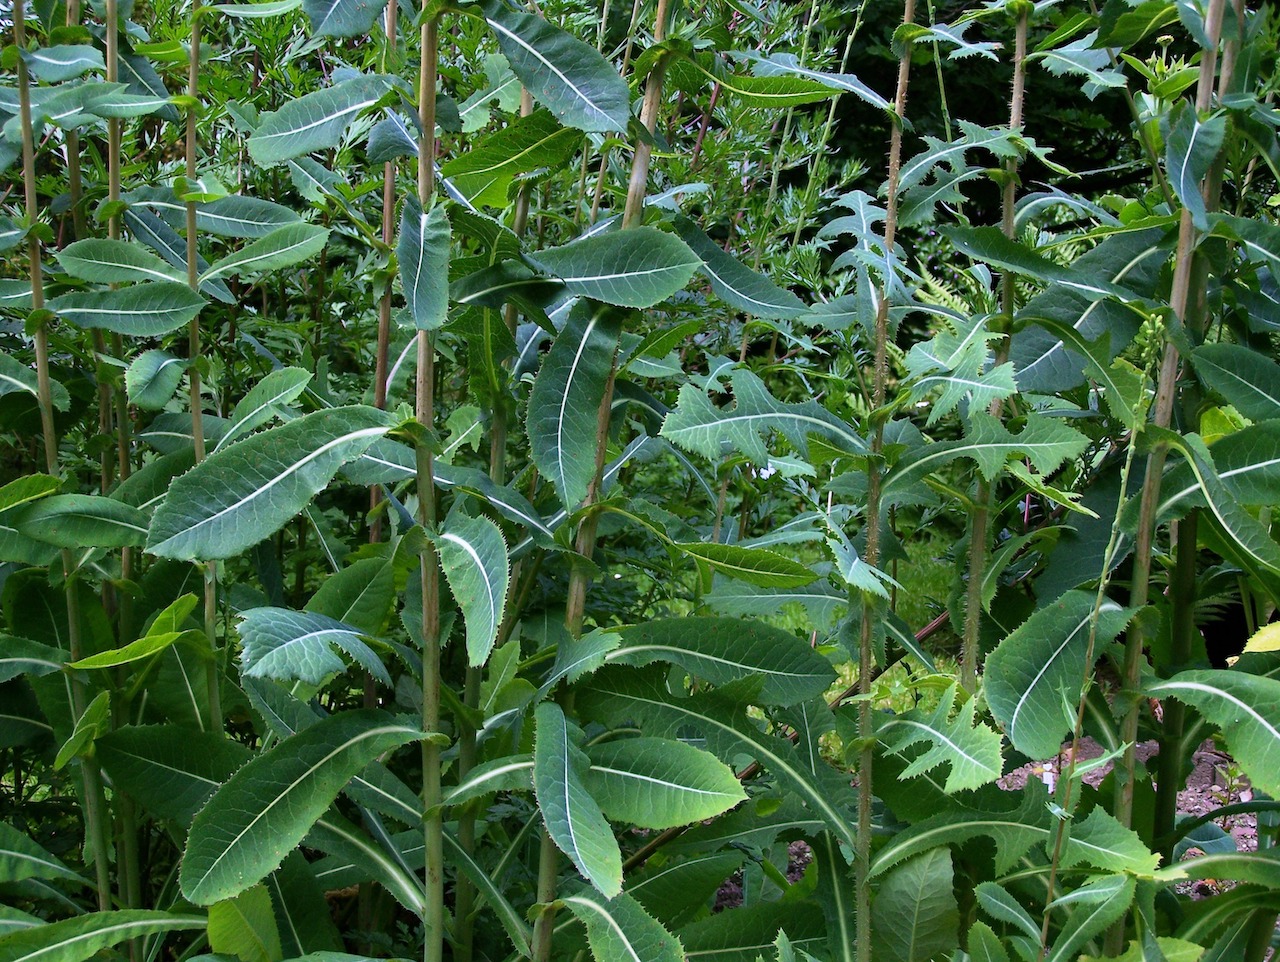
{"left": 203, "top": 230, "right": 322, "bottom": 282}
{"left": 484, "top": 18, "right": 608, "bottom": 126}
{"left": 591, "top": 763, "right": 739, "bottom": 799}
{"left": 444, "top": 759, "right": 532, "bottom": 805}
{"left": 1150, "top": 678, "right": 1280, "bottom": 742}
{"left": 1008, "top": 614, "right": 1089, "bottom": 739}
{"left": 439, "top": 530, "right": 500, "bottom": 635}
{"left": 605, "top": 643, "right": 814, "bottom": 680}
{"left": 879, "top": 717, "right": 998, "bottom": 776}
{"left": 254, "top": 94, "right": 380, "bottom": 144}
{"left": 561, "top": 896, "right": 643, "bottom": 962}
{"left": 555, "top": 313, "right": 601, "bottom": 497}
{"left": 12, "top": 917, "right": 205, "bottom": 962}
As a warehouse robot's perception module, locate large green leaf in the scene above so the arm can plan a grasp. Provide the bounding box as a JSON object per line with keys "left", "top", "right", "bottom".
{"left": 561, "top": 884, "right": 683, "bottom": 962}
{"left": 481, "top": 5, "right": 630, "bottom": 132}
{"left": 1190, "top": 343, "right": 1280, "bottom": 421}
{"left": 201, "top": 224, "right": 330, "bottom": 282}
{"left": 147, "top": 406, "right": 392, "bottom": 561}
{"left": 0, "top": 912, "right": 206, "bottom": 962}
{"left": 677, "top": 902, "right": 828, "bottom": 962}
{"left": 303, "top": 813, "right": 426, "bottom": 916}
{"left": 434, "top": 511, "right": 509, "bottom": 667}
{"left": 208, "top": 885, "right": 282, "bottom": 962}
{"left": 1163, "top": 102, "right": 1225, "bottom": 229}
{"left": 583, "top": 737, "right": 745, "bottom": 829}
{"left": 671, "top": 216, "right": 805, "bottom": 319}
{"left": 248, "top": 76, "right": 392, "bottom": 165}
{"left": 237, "top": 607, "right": 391, "bottom": 686}
{"left": 302, "top": 0, "right": 386, "bottom": 37}
{"left": 24, "top": 44, "right": 104, "bottom": 82}
{"left": 527, "top": 228, "right": 700, "bottom": 309}
{"left": 213, "top": 367, "right": 313, "bottom": 453}
{"left": 873, "top": 684, "right": 1004, "bottom": 793}
{"left": 9, "top": 495, "right": 148, "bottom": 548}
{"left": 1060, "top": 807, "right": 1160, "bottom": 876}
{"left": 527, "top": 302, "right": 622, "bottom": 509}
{"left": 440, "top": 110, "right": 579, "bottom": 209}
{"left": 661, "top": 368, "right": 866, "bottom": 465}
{"left": 0, "top": 823, "right": 81, "bottom": 885}
{"left": 605, "top": 617, "right": 835, "bottom": 706}
{"left": 1145, "top": 669, "right": 1280, "bottom": 798}
{"left": 870, "top": 848, "right": 958, "bottom": 962}
{"left": 0, "top": 636, "right": 66, "bottom": 685}
{"left": 672, "top": 542, "right": 816, "bottom": 588}
{"left": 1157, "top": 422, "right": 1280, "bottom": 519}
{"left": 125, "top": 351, "right": 186, "bottom": 410}
{"left": 1045, "top": 875, "right": 1136, "bottom": 962}
{"left": 56, "top": 239, "right": 183, "bottom": 284}
{"left": 49, "top": 282, "right": 205, "bottom": 336}
{"left": 532, "top": 703, "right": 622, "bottom": 897}
{"left": 397, "top": 197, "right": 450, "bottom": 331}
{"left": 946, "top": 225, "right": 1138, "bottom": 301}
{"left": 985, "top": 591, "right": 1132, "bottom": 759}
{"left": 181, "top": 709, "right": 422, "bottom": 905}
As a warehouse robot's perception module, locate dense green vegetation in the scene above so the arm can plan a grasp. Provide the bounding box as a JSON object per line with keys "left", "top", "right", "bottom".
{"left": 2, "top": 0, "right": 1279, "bottom": 960}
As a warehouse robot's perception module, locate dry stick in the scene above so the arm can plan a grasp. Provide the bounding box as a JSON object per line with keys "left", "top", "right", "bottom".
{"left": 14, "top": 0, "right": 113, "bottom": 913}
{"left": 414, "top": 17, "right": 446, "bottom": 962}
{"left": 959, "top": 5, "right": 1029, "bottom": 694}
{"left": 1112, "top": 0, "right": 1226, "bottom": 838}
{"left": 856, "top": 4, "right": 915, "bottom": 960}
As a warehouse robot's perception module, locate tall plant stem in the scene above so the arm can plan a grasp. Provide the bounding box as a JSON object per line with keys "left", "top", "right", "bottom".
{"left": 1112, "top": 0, "right": 1226, "bottom": 840}
{"left": 959, "top": 6, "right": 1028, "bottom": 694}
{"left": 183, "top": 14, "right": 222, "bottom": 731}
{"left": 415, "top": 16, "right": 445, "bottom": 962}
{"left": 15, "top": 0, "right": 113, "bottom": 912}
{"left": 588, "top": 0, "right": 643, "bottom": 224}
{"left": 855, "top": 5, "right": 915, "bottom": 961}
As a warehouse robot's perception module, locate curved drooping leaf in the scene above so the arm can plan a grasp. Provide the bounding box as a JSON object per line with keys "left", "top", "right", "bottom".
{"left": 1045, "top": 875, "right": 1136, "bottom": 962}
{"left": 24, "top": 44, "right": 104, "bottom": 82}
{"left": 0, "top": 823, "right": 81, "bottom": 885}
{"left": 208, "top": 885, "right": 282, "bottom": 962}
{"left": 985, "top": 591, "right": 1133, "bottom": 759}
{"left": 871, "top": 848, "right": 958, "bottom": 962}
{"left": 1156, "top": 421, "right": 1280, "bottom": 520}
{"left": 213, "top": 367, "right": 313, "bottom": 453}
{"left": 533, "top": 703, "right": 622, "bottom": 897}
{"left": 439, "top": 755, "right": 534, "bottom": 809}
{"left": 435, "top": 511, "right": 509, "bottom": 667}
{"left": 0, "top": 636, "right": 66, "bottom": 685}
{"left": 583, "top": 737, "right": 745, "bottom": 829}
{"left": 147, "top": 406, "right": 392, "bottom": 561}
{"left": 304, "top": 813, "right": 426, "bottom": 916}
{"left": 742, "top": 51, "right": 888, "bottom": 109}
{"left": 96, "top": 724, "right": 251, "bottom": 823}
{"left": 671, "top": 216, "right": 805, "bottom": 319}
{"left": 527, "top": 302, "right": 622, "bottom": 509}
{"left": 561, "top": 884, "right": 683, "bottom": 962}
{"left": 248, "top": 75, "right": 393, "bottom": 165}
{"left": 125, "top": 351, "right": 186, "bottom": 410}
{"left": 49, "top": 282, "right": 206, "bottom": 336}
{"left": 481, "top": 5, "right": 630, "bottom": 132}
{"left": 874, "top": 684, "right": 1004, "bottom": 793}
{"left": 397, "top": 196, "right": 450, "bottom": 331}
{"left": 201, "top": 223, "right": 330, "bottom": 282}
{"left": 1145, "top": 669, "right": 1280, "bottom": 798}
{"left": 441, "top": 831, "right": 532, "bottom": 959}
{"left": 1163, "top": 101, "right": 1225, "bottom": 229}
{"left": 305, "top": 556, "right": 396, "bottom": 634}
{"left": 196, "top": 196, "right": 304, "bottom": 237}
{"left": 625, "top": 851, "right": 745, "bottom": 930}
{"left": 1190, "top": 343, "right": 1280, "bottom": 421}
{"left": 661, "top": 368, "right": 866, "bottom": 465}
{"left": 672, "top": 542, "right": 816, "bottom": 589}
{"left": 0, "top": 912, "right": 206, "bottom": 962}
{"left": 302, "top": 0, "right": 386, "bottom": 37}
{"left": 181, "top": 709, "right": 422, "bottom": 905}
{"left": 237, "top": 607, "right": 391, "bottom": 686}
{"left": 9, "top": 495, "right": 148, "bottom": 548}
{"left": 56, "top": 239, "right": 183, "bottom": 284}
{"left": 440, "top": 110, "right": 579, "bottom": 209}
{"left": 0, "top": 355, "right": 68, "bottom": 412}
{"left": 605, "top": 617, "right": 835, "bottom": 706}
{"left": 527, "top": 228, "right": 700, "bottom": 309}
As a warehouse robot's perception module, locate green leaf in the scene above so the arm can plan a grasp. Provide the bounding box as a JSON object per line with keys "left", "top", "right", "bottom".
{"left": 124, "top": 208, "right": 234, "bottom": 304}
{"left": 440, "top": 831, "right": 532, "bottom": 959}
{"left": 1209, "top": 214, "right": 1280, "bottom": 278}
{"left": 237, "top": 607, "right": 391, "bottom": 687}
{"left": 985, "top": 591, "right": 1133, "bottom": 759}
{"left": 661, "top": 368, "right": 866, "bottom": 465}
{"left": 965, "top": 923, "right": 1010, "bottom": 962}
{"left": 870, "top": 849, "right": 958, "bottom": 962}
{"left": 0, "top": 476, "right": 60, "bottom": 514}
{"left": 264, "top": 854, "right": 342, "bottom": 956}
{"left": 208, "top": 885, "right": 283, "bottom": 962}
{"left": 0, "top": 909, "right": 42, "bottom": 939}
{"left": 304, "top": 813, "right": 426, "bottom": 916}
{"left": 0, "top": 823, "right": 81, "bottom": 885}
{"left": 1163, "top": 102, "right": 1225, "bottom": 229}
{"left": 305, "top": 557, "right": 396, "bottom": 634}
{"left": 0, "top": 635, "right": 66, "bottom": 685}
{"left": 440, "top": 110, "right": 579, "bottom": 209}
{"left": 1060, "top": 807, "right": 1160, "bottom": 875}
{"left": 626, "top": 852, "right": 745, "bottom": 930}
{"left": 126, "top": 351, "right": 186, "bottom": 410}
{"left": 583, "top": 737, "right": 745, "bottom": 829}
{"left": 247, "top": 76, "right": 392, "bottom": 165}
{"left": 533, "top": 702, "right": 622, "bottom": 897}
{"left": 439, "top": 755, "right": 533, "bottom": 809}
{"left": 1045, "top": 875, "right": 1136, "bottom": 962}
{"left": 671, "top": 216, "right": 804, "bottom": 319}
{"left": 435, "top": 511, "right": 509, "bottom": 667}
{"left": 742, "top": 52, "right": 888, "bottom": 109}
{"left": 213, "top": 368, "right": 313, "bottom": 453}
{"left": 1190, "top": 344, "right": 1280, "bottom": 421}
{"left": 561, "top": 884, "right": 684, "bottom": 962}
{"left": 201, "top": 224, "right": 330, "bottom": 282}
{"left": 481, "top": 5, "right": 630, "bottom": 133}
{"left": 874, "top": 684, "right": 1004, "bottom": 793}
{"left": 96, "top": 724, "right": 250, "bottom": 823}
{"left": 946, "top": 225, "right": 1137, "bottom": 301}
{"left": 49, "top": 282, "right": 205, "bottom": 336}
{"left": 677, "top": 57, "right": 837, "bottom": 108}
{"left": 181, "top": 709, "right": 422, "bottom": 905}
{"left": 68, "top": 630, "right": 197, "bottom": 670}
{"left": 672, "top": 542, "right": 816, "bottom": 589}
{"left": 527, "top": 301, "right": 622, "bottom": 509}
{"left": 397, "top": 197, "right": 450, "bottom": 331}
{"left": 302, "top": 0, "right": 386, "bottom": 37}
{"left": 1145, "top": 669, "right": 1280, "bottom": 798}
{"left": 9, "top": 495, "right": 148, "bottom": 548}
{"left": 606, "top": 617, "right": 835, "bottom": 706}
{"left": 24, "top": 44, "right": 103, "bottom": 81}
{"left": 0, "top": 354, "right": 68, "bottom": 412}
{"left": 527, "top": 228, "right": 700, "bottom": 309}
{"left": 0, "top": 912, "right": 206, "bottom": 962}
{"left": 215, "top": 0, "right": 303, "bottom": 17}
{"left": 147, "top": 406, "right": 392, "bottom": 561}
{"left": 56, "top": 239, "right": 183, "bottom": 284}
{"left": 1021, "top": 317, "right": 1146, "bottom": 428}
{"left": 678, "top": 902, "right": 829, "bottom": 962}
